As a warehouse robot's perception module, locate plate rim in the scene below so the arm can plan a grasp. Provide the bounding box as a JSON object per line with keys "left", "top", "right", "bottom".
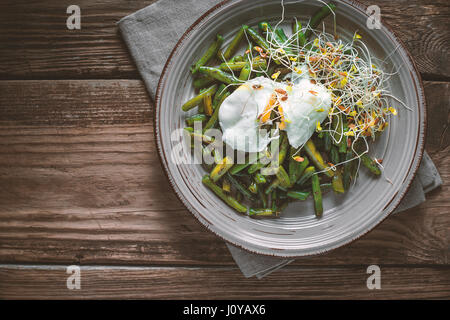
{"left": 154, "top": 0, "right": 427, "bottom": 258}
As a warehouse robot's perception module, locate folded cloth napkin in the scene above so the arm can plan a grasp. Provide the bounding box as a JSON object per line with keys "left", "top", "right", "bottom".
{"left": 118, "top": 0, "right": 443, "bottom": 279}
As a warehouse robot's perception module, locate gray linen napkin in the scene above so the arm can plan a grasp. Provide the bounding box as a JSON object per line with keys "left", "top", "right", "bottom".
{"left": 118, "top": 0, "right": 443, "bottom": 279}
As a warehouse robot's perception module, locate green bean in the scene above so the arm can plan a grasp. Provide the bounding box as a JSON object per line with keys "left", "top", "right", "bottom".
{"left": 220, "top": 59, "right": 268, "bottom": 72}
{"left": 203, "top": 91, "right": 230, "bottom": 132}
{"left": 275, "top": 28, "right": 289, "bottom": 44}
{"left": 259, "top": 160, "right": 289, "bottom": 180}
{"left": 248, "top": 162, "right": 265, "bottom": 175}
{"left": 191, "top": 34, "right": 224, "bottom": 74}
{"left": 330, "top": 145, "right": 340, "bottom": 166}
{"left": 265, "top": 178, "right": 280, "bottom": 195}
{"left": 223, "top": 55, "right": 244, "bottom": 65}
{"left": 219, "top": 61, "right": 246, "bottom": 71}
{"left": 277, "top": 132, "right": 289, "bottom": 166}
{"left": 249, "top": 208, "right": 278, "bottom": 217}
{"left": 304, "top": 3, "right": 337, "bottom": 40}
{"left": 254, "top": 173, "right": 267, "bottom": 184}
{"left": 267, "top": 65, "right": 277, "bottom": 78}
{"left": 332, "top": 169, "right": 345, "bottom": 194}
{"left": 275, "top": 166, "right": 290, "bottom": 188}
{"left": 182, "top": 84, "right": 218, "bottom": 112}
{"left": 197, "top": 88, "right": 207, "bottom": 113}
{"left": 210, "top": 157, "right": 234, "bottom": 182}
{"left": 193, "top": 76, "right": 216, "bottom": 90}
{"left": 333, "top": 116, "right": 349, "bottom": 153}
{"left": 293, "top": 19, "right": 306, "bottom": 47}
{"left": 274, "top": 27, "right": 294, "bottom": 55}
{"left": 220, "top": 25, "right": 248, "bottom": 61}
{"left": 324, "top": 131, "right": 332, "bottom": 152}
{"left": 360, "top": 153, "right": 382, "bottom": 175}
{"left": 238, "top": 61, "right": 252, "bottom": 81}
{"left": 238, "top": 43, "right": 255, "bottom": 81}
{"left": 311, "top": 170, "right": 323, "bottom": 218}
{"left": 202, "top": 175, "right": 247, "bottom": 213}
{"left": 196, "top": 104, "right": 204, "bottom": 115}
{"left": 300, "top": 182, "right": 332, "bottom": 193}
{"left": 294, "top": 156, "right": 310, "bottom": 183}
{"left": 288, "top": 149, "right": 310, "bottom": 185}
{"left": 236, "top": 191, "right": 242, "bottom": 202}
{"left": 213, "top": 148, "right": 223, "bottom": 164}
{"left": 188, "top": 131, "right": 214, "bottom": 144}
{"left": 230, "top": 163, "right": 250, "bottom": 175}
{"left": 226, "top": 173, "right": 256, "bottom": 200}
{"left": 248, "top": 182, "right": 258, "bottom": 194}
{"left": 203, "top": 93, "right": 213, "bottom": 116}
{"left": 258, "top": 22, "right": 290, "bottom": 52}
{"left": 258, "top": 22, "right": 273, "bottom": 38}
{"left": 304, "top": 139, "right": 334, "bottom": 177}
{"left": 339, "top": 135, "right": 348, "bottom": 153}
{"left": 262, "top": 166, "right": 282, "bottom": 180}
{"left": 297, "top": 166, "right": 316, "bottom": 186}
{"left": 244, "top": 25, "right": 269, "bottom": 50}
{"left": 252, "top": 137, "right": 283, "bottom": 175}
{"left": 271, "top": 190, "right": 278, "bottom": 211}
{"left": 222, "top": 178, "right": 231, "bottom": 193}
{"left": 342, "top": 149, "right": 354, "bottom": 190}
{"left": 248, "top": 151, "right": 271, "bottom": 174}
{"left": 258, "top": 188, "right": 267, "bottom": 208}
{"left": 212, "top": 84, "right": 227, "bottom": 109}
{"left": 198, "top": 66, "right": 238, "bottom": 85}
{"left": 266, "top": 190, "right": 273, "bottom": 209}
{"left": 287, "top": 191, "right": 310, "bottom": 201}
{"left": 185, "top": 114, "right": 208, "bottom": 127}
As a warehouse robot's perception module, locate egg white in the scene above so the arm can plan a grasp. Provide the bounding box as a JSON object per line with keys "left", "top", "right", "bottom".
{"left": 218, "top": 77, "right": 277, "bottom": 153}
{"left": 218, "top": 74, "right": 332, "bottom": 153}
{"left": 280, "top": 78, "right": 332, "bottom": 148}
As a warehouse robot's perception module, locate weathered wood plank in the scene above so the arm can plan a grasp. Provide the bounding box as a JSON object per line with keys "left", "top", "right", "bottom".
{"left": 0, "top": 0, "right": 155, "bottom": 79}
{"left": 0, "top": 80, "right": 447, "bottom": 266}
{"left": 0, "top": 265, "right": 448, "bottom": 299}
{"left": 0, "top": 0, "right": 448, "bottom": 79}
{"left": 424, "top": 82, "right": 450, "bottom": 153}
{"left": 0, "top": 80, "right": 152, "bottom": 126}
{"left": 0, "top": 80, "right": 448, "bottom": 145}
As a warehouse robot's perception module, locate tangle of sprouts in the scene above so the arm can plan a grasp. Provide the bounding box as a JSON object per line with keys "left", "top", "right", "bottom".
{"left": 218, "top": 0, "right": 409, "bottom": 178}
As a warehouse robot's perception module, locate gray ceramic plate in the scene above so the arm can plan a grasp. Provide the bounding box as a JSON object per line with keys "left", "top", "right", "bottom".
{"left": 155, "top": 0, "right": 426, "bottom": 257}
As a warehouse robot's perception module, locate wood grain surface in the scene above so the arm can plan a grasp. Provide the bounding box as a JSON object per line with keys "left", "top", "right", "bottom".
{"left": 0, "top": 0, "right": 448, "bottom": 80}
{"left": 1, "top": 265, "right": 449, "bottom": 299}
{"left": 0, "top": 0, "right": 448, "bottom": 300}
{"left": 0, "top": 80, "right": 448, "bottom": 268}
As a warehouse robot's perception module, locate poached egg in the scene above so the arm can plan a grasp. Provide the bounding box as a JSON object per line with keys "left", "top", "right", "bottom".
{"left": 218, "top": 74, "right": 332, "bottom": 152}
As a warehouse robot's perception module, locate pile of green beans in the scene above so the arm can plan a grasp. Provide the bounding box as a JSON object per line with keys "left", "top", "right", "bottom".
{"left": 182, "top": 2, "right": 382, "bottom": 219}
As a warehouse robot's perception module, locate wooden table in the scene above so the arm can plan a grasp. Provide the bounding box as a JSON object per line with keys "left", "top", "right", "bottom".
{"left": 0, "top": 0, "right": 448, "bottom": 299}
